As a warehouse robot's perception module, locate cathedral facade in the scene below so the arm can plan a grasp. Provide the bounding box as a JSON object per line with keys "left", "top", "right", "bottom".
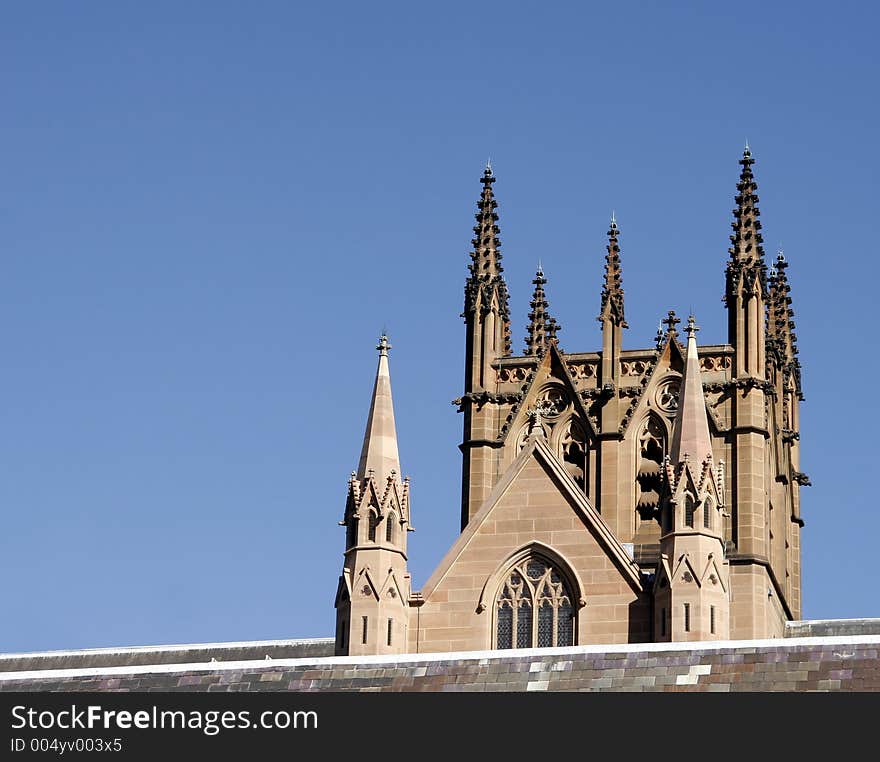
{"left": 334, "top": 148, "right": 806, "bottom": 655}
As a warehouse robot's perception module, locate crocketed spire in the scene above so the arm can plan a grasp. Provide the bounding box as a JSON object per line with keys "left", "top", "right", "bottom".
{"left": 524, "top": 266, "right": 560, "bottom": 356}
{"left": 598, "top": 213, "right": 627, "bottom": 327}
{"left": 463, "top": 163, "right": 511, "bottom": 354}
{"left": 725, "top": 145, "right": 768, "bottom": 301}
{"left": 767, "top": 251, "right": 802, "bottom": 397}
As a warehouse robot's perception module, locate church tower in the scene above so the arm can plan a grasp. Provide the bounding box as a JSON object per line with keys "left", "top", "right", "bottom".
{"left": 723, "top": 146, "right": 802, "bottom": 636}
{"left": 331, "top": 148, "right": 805, "bottom": 655}
{"left": 654, "top": 316, "right": 729, "bottom": 641}
{"left": 334, "top": 335, "right": 413, "bottom": 656}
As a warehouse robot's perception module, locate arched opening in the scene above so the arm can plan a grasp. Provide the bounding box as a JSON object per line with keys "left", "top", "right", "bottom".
{"left": 385, "top": 512, "right": 396, "bottom": 543}
{"left": 494, "top": 555, "right": 575, "bottom": 649}
{"left": 636, "top": 415, "right": 666, "bottom": 521}
{"left": 346, "top": 515, "right": 357, "bottom": 549}
{"left": 367, "top": 510, "right": 378, "bottom": 542}
{"left": 685, "top": 496, "right": 695, "bottom": 528}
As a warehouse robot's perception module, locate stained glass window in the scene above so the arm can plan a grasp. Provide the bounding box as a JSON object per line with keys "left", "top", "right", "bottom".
{"left": 557, "top": 602, "right": 573, "bottom": 647}
{"left": 517, "top": 598, "right": 532, "bottom": 648}
{"left": 495, "top": 556, "right": 575, "bottom": 649}
{"left": 497, "top": 603, "right": 513, "bottom": 649}
{"left": 537, "top": 602, "right": 553, "bottom": 647}
{"left": 527, "top": 560, "right": 546, "bottom": 580}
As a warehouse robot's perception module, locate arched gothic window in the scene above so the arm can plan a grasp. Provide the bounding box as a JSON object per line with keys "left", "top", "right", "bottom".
{"left": 346, "top": 516, "right": 357, "bottom": 549}
{"left": 495, "top": 557, "right": 574, "bottom": 649}
{"left": 685, "top": 496, "right": 695, "bottom": 528}
{"left": 385, "top": 513, "right": 396, "bottom": 543}
{"left": 703, "top": 499, "right": 711, "bottom": 529}
{"left": 368, "top": 511, "right": 378, "bottom": 542}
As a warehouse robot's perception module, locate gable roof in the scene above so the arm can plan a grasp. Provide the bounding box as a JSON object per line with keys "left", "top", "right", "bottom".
{"left": 419, "top": 434, "right": 643, "bottom": 599}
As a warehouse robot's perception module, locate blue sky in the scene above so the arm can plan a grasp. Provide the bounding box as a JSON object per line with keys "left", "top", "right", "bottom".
{"left": 1, "top": 2, "right": 877, "bottom": 651}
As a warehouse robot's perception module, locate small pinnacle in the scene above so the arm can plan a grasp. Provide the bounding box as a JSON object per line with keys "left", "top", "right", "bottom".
{"left": 537, "top": 259, "right": 543, "bottom": 275}
{"left": 610, "top": 210, "right": 616, "bottom": 226}
{"left": 485, "top": 157, "right": 492, "bottom": 173}
{"left": 685, "top": 314, "right": 700, "bottom": 337}
{"left": 744, "top": 139, "right": 750, "bottom": 154}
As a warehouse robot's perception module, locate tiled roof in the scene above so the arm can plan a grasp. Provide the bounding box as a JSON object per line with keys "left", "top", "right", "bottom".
{"left": 2, "top": 631, "right": 879, "bottom": 692}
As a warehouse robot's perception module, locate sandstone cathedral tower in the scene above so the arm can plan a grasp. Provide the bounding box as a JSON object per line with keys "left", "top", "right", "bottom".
{"left": 334, "top": 148, "right": 806, "bottom": 655}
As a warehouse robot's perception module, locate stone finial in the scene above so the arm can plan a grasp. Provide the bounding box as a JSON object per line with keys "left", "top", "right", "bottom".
{"left": 377, "top": 333, "right": 391, "bottom": 357}
{"left": 527, "top": 405, "right": 551, "bottom": 438}
{"left": 662, "top": 310, "right": 681, "bottom": 335}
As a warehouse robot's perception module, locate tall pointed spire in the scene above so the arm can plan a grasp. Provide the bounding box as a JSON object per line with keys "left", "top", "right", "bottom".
{"left": 726, "top": 145, "right": 767, "bottom": 285}
{"left": 598, "top": 213, "right": 627, "bottom": 327}
{"left": 767, "top": 251, "right": 802, "bottom": 396}
{"left": 356, "top": 334, "right": 401, "bottom": 483}
{"left": 524, "top": 266, "right": 560, "bottom": 356}
{"left": 470, "top": 164, "right": 503, "bottom": 278}
{"left": 463, "top": 164, "right": 511, "bottom": 353}
{"left": 670, "top": 316, "right": 713, "bottom": 467}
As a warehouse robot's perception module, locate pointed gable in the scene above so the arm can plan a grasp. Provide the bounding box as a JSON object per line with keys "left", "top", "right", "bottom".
{"left": 421, "top": 434, "right": 642, "bottom": 601}
{"left": 502, "top": 342, "right": 597, "bottom": 446}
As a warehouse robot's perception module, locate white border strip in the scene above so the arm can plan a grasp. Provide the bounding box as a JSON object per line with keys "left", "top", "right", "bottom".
{"left": 2, "top": 633, "right": 879, "bottom": 683}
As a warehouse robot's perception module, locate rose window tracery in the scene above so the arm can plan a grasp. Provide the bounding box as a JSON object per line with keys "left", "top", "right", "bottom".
{"left": 654, "top": 379, "right": 680, "bottom": 414}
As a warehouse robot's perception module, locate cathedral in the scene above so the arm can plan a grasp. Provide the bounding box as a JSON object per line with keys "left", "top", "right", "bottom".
{"left": 334, "top": 148, "right": 806, "bottom": 655}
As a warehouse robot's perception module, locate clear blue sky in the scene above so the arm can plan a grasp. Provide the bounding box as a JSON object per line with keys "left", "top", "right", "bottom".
{"left": 2, "top": 2, "right": 877, "bottom": 651}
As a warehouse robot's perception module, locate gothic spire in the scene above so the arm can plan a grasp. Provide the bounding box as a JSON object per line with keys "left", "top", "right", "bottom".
{"left": 670, "top": 316, "right": 713, "bottom": 468}
{"left": 356, "top": 334, "right": 401, "bottom": 484}
{"left": 470, "top": 164, "right": 503, "bottom": 278}
{"left": 729, "top": 145, "right": 765, "bottom": 266}
{"left": 598, "top": 213, "right": 627, "bottom": 327}
{"left": 767, "top": 251, "right": 802, "bottom": 396}
{"left": 726, "top": 146, "right": 768, "bottom": 300}
{"left": 524, "top": 266, "right": 560, "bottom": 356}
{"left": 463, "top": 164, "right": 511, "bottom": 353}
